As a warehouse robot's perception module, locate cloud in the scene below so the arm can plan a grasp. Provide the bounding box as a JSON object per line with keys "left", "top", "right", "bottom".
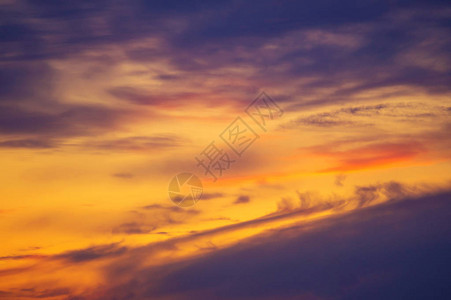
{"left": 353, "top": 181, "right": 412, "bottom": 208}
{"left": 55, "top": 243, "right": 127, "bottom": 263}
{"left": 335, "top": 174, "right": 346, "bottom": 186}
{"left": 112, "top": 172, "right": 134, "bottom": 179}
{"left": 0, "top": 287, "right": 70, "bottom": 299}
{"left": 84, "top": 135, "right": 187, "bottom": 152}
{"left": 0, "top": 1, "right": 450, "bottom": 299}
{"left": 140, "top": 204, "right": 198, "bottom": 214}
{"left": 281, "top": 102, "right": 447, "bottom": 130}
{"left": 112, "top": 222, "right": 156, "bottom": 235}
{"left": 108, "top": 86, "right": 201, "bottom": 106}
{"left": 275, "top": 197, "right": 297, "bottom": 213}
{"left": 106, "top": 203, "right": 202, "bottom": 236}
{"left": 286, "top": 113, "right": 356, "bottom": 128}
{"left": 0, "top": 254, "right": 46, "bottom": 261}
{"left": 0, "top": 1, "right": 449, "bottom": 155}
{"left": 312, "top": 141, "right": 426, "bottom": 172}
{"left": 0, "top": 182, "right": 443, "bottom": 299}
{"left": 94, "top": 190, "right": 451, "bottom": 300}
{"left": 234, "top": 195, "right": 250, "bottom": 204}
{"left": 0, "top": 104, "right": 134, "bottom": 138}
{"left": 201, "top": 193, "right": 225, "bottom": 200}
{"left": 0, "top": 138, "right": 56, "bottom": 149}
{"left": 0, "top": 62, "right": 54, "bottom": 103}
{"left": 272, "top": 181, "right": 414, "bottom": 216}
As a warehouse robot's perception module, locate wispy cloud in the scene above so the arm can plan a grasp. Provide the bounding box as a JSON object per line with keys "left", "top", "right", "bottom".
{"left": 234, "top": 195, "right": 250, "bottom": 204}
{"left": 84, "top": 135, "right": 187, "bottom": 152}
{"left": 78, "top": 190, "right": 451, "bottom": 299}
{"left": 0, "top": 138, "right": 56, "bottom": 149}
{"left": 1, "top": 0, "right": 450, "bottom": 299}
{"left": 55, "top": 243, "right": 127, "bottom": 263}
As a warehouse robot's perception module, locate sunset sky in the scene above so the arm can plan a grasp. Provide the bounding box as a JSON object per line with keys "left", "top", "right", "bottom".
{"left": 1, "top": 0, "right": 451, "bottom": 299}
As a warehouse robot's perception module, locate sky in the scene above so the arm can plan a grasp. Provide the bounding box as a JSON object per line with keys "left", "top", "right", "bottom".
{"left": 0, "top": 0, "right": 450, "bottom": 299}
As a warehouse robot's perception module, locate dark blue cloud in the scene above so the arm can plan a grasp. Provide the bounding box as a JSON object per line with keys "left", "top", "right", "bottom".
{"left": 0, "top": 138, "right": 56, "bottom": 149}
{"left": 0, "top": 104, "right": 133, "bottom": 138}
{"left": 170, "top": 0, "right": 390, "bottom": 48}
{"left": 0, "top": 62, "right": 54, "bottom": 102}
{"left": 0, "top": 23, "right": 36, "bottom": 42}
{"left": 1, "top": 0, "right": 449, "bottom": 111}
{"left": 98, "top": 191, "right": 451, "bottom": 299}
